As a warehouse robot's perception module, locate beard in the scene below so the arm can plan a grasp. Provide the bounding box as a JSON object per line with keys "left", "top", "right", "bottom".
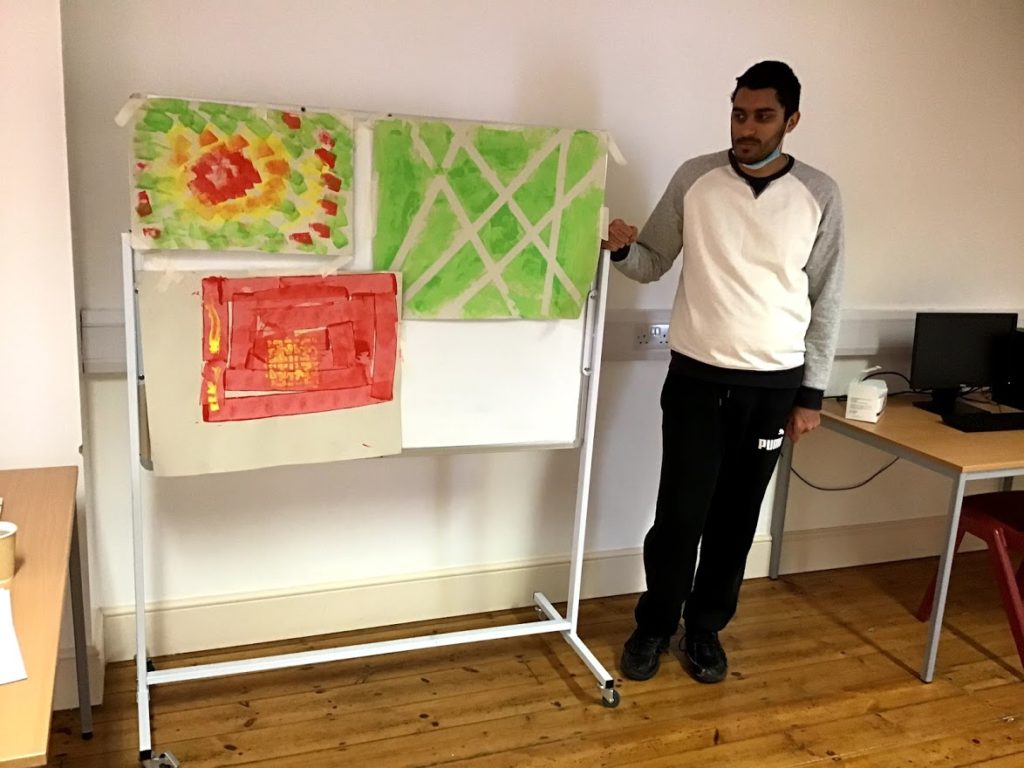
{"left": 732, "top": 127, "right": 786, "bottom": 163}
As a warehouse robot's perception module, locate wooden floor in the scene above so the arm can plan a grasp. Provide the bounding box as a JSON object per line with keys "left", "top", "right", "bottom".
{"left": 48, "top": 553, "right": 1024, "bottom": 767}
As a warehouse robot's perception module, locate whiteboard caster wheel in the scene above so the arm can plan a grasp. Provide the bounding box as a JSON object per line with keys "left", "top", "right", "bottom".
{"left": 141, "top": 751, "right": 180, "bottom": 767}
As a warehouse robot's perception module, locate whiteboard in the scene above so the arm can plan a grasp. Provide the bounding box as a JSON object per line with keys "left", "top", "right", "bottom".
{"left": 137, "top": 249, "right": 589, "bottom": 450}
{"left": 401, "top": 317, "right": 585, "bottom": 449}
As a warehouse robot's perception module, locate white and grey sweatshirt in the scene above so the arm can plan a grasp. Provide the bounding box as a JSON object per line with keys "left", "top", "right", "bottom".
{"left": 613, "top": 150, "right": 844, "bottom": 409}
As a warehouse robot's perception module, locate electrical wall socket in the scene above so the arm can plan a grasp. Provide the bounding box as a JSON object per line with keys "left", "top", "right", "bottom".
{"left": 601, "top": 309, "right": 672, "bottom": 360}
{"left": 635, "top": 323, "right": 670, "bottom": 349}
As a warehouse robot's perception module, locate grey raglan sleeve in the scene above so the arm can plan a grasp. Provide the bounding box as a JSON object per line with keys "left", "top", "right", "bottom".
{"left": 611, "top": 164, "right": 688, "bottom": 283}
{"left": 800, "top": 184, "right": 845, "bottom": 403}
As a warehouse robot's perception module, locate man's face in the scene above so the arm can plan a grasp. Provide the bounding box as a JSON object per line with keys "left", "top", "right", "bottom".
{"left": 730, "top": 87, "right": 797, "bottom": 164}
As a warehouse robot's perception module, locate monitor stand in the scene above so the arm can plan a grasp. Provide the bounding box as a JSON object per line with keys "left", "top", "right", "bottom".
{"left": 913, "top": 388, "right": 986, "bottom": 416}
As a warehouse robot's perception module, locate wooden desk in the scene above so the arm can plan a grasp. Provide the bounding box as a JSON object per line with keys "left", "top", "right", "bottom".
{"left": 0, "top": 467, "right": 92, "bottom": 768}
{"left": 769, "top": 397, "right": 1024, "bottom": 682}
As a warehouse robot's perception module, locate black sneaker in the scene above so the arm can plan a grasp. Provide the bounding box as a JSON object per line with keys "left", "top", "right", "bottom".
{"left": 681, "top": 630, "right": 728, "bottom": 684}
{"left": 620, "top": 629, "right": 669, "bottom": 681}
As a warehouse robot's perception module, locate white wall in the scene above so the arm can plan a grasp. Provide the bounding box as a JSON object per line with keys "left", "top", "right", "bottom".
{"left": 1, "top": 0, "right": 94, "bottom": 709}
{"left": 1, "top": 0, "right": 82, "bottom": 469}
{"left": 60, "top": 1, "right": 1024, "bottom": 660}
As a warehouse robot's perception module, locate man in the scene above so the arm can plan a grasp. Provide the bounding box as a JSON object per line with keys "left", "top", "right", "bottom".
{"left": 603, "top": 61, "right": 843, "bottom": 684}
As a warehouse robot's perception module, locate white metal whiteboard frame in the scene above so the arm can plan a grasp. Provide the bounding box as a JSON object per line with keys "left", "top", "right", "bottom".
{"left": 121, "top": 234, "right": 618, "bottom": 766}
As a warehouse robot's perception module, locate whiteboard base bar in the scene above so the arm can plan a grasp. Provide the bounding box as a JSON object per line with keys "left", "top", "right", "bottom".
{"left": 148, "top": 615, "right": 576, "bottom": 686}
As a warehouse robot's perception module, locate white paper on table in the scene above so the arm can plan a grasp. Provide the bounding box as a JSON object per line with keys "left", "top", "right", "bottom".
{"left": 0, "top": 588, "right": 27, "bottom": 685}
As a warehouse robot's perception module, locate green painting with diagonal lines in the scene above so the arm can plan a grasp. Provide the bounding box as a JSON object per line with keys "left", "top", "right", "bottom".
{"left": 372, "top": 118, "right": 608, "bottom": 319}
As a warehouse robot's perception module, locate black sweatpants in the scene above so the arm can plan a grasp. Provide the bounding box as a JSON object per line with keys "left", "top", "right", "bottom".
{"left": 634, "top": 366, "right": 798, "bottom": 638}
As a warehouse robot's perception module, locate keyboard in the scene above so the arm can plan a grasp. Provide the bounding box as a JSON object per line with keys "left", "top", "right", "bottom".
{"left": 941, "top": 411, "right": 1024, "bottom": 432}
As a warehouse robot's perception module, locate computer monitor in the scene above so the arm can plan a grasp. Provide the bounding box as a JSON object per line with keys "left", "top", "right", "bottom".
{"left": 910, "top": 312, "right": 1018, "bottom": 415}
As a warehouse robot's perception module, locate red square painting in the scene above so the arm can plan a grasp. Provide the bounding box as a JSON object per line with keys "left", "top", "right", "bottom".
{"left": 200, "top": 274, "right": 398, "bottom": 422}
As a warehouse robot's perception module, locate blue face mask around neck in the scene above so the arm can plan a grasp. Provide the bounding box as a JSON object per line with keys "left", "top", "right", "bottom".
{"left": 739, "top": 144, "right": 782, "bottom": 170}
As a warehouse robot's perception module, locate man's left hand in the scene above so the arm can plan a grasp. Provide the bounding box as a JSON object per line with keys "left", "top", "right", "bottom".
{"left": 785, "top": 406, "right": 820, "bottom": 443}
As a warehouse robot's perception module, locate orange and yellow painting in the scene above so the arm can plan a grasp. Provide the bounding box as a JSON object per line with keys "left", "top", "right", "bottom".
{"left": 132, "top": 98, "right": 353, "bottom": 257}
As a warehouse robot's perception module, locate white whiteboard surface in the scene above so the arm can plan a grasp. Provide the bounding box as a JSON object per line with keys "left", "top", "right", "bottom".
{"left": 400, "top": 318, "right": 585, "bottom": 449}
{"left": 136, "top": 249, "right": 588, "bottom": 451}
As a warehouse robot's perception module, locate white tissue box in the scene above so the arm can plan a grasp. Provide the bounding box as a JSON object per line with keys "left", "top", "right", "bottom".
{"left": 845, "top": 379, "right": 887, "bottom": 423}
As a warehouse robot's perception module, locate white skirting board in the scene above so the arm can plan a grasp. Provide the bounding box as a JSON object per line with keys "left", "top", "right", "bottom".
{"left": 84, "top": 515, "right": 983, "bottom": 672}
{"left": 775, "top": 517, "right": 984, "bottom": 577}
{"left": 53, "top": 645, "right": 104, "bottom": 710}
{"left": 100, "top": 548, "right": 645, "bottom": 662}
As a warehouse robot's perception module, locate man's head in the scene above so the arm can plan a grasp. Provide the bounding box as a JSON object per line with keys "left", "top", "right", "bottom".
{"left": 730, "top": 61, "right": 801, "bottom": 166}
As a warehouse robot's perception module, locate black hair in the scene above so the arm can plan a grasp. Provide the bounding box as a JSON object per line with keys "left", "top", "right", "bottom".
{"left": 731, "top": 61, "right": 801, "bottom": 119}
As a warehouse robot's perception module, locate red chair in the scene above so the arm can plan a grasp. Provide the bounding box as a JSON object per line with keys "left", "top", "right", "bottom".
{"left": 917, "top": 491, "right": 1024, "bottom": 670}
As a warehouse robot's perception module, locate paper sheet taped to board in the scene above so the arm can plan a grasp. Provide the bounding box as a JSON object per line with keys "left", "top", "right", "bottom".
{"left": 372, "top": 118, "right": 608, "bottom": 320}
{"left": 137, "top": 270, "right": 401, "bottom": 476}
{"left": 131, "top": 98, "right": 355, "bottom": 260}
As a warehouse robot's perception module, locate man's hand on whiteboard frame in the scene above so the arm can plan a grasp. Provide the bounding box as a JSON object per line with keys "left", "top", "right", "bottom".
{"left": 601, "top": 218, "right": 638, "bottom": 252}
{"left": 785, "top": 406, "right": 820, "bottom": 444}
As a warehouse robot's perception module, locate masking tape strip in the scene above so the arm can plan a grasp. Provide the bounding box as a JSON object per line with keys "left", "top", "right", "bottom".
{"left": 317, "top": 252, "right": 356, "bottom": 277}
{"left": 144, "top": 256, "right": 185, "bottom": 293}
{"left": 115, "top": 94, "right": 145, "bottom": 127}
{"left": 606, "top": 132, "right": 626, "bottom": 166}
{"left": 353, "top": 119, "right": 375, "bottom": 272}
